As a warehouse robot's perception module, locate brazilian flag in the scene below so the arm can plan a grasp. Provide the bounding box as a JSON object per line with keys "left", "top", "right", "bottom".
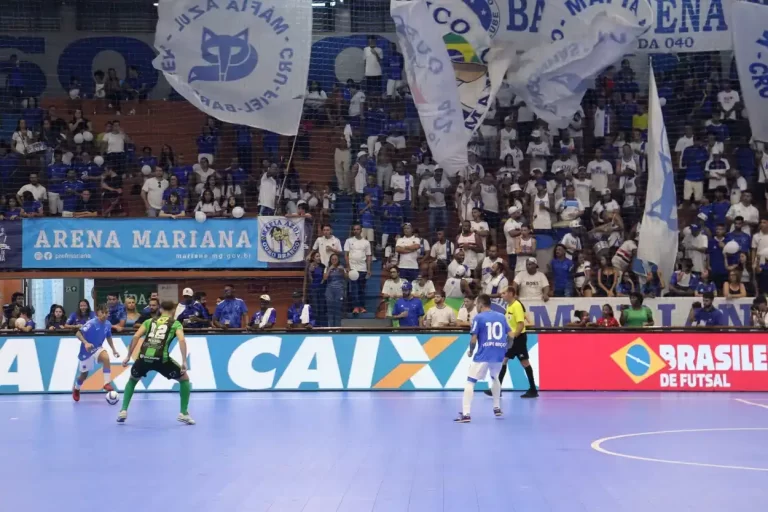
{"left": 443, "top": 33, "right": 482, "bottom": 65}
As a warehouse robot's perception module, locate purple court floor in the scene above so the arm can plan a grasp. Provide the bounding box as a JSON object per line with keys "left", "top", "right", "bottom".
{"left": 1, "top": 391, "right": 767, "bottom": 512}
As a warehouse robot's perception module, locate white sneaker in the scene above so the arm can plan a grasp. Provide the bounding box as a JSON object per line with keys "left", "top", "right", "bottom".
{"left": 116, "top": 410, "right": 127, "bottom": 423}
{"left": 177, "top": 413, "right": 196, "bottom": 425}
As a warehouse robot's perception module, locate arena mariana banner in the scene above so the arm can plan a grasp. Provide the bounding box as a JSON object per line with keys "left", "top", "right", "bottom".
{"left": 19, "top": 218, "right": 306, "bottom": 269}
{"left": 0, "top": 331, "right": 765, "bottom": 393}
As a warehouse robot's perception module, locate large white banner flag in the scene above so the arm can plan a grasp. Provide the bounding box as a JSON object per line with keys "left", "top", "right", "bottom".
{"left": 637, "top": 64, "right": 678, "bottom": 287}
{"left": 257, "top": 217, "right": 305, "bottom": 263}
{"left": 153, "top": 0, "right": 311, "bottom": 135}
{"left": 506, "top": 11, "right": 650, "bottom": 128}
{"left": 732, "top": 1, "right": 768, "bottom": 143}
{"left": 391, "top": 0, "right": 471, "bottom": 175}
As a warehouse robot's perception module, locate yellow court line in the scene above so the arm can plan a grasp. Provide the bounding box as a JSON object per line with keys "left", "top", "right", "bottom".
{"left": 591, "top": 428, "right": 768, "bottom": 472}
{"left": 735, "top": 398, "right": 768, "bottom": 410}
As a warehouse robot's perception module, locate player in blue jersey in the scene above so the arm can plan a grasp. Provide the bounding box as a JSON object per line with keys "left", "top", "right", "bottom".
{"left": 455, "top": 294, "right": 510, "bottom": 423}
{"left": 72, "top": 304, "right": 121, "bottom": 402}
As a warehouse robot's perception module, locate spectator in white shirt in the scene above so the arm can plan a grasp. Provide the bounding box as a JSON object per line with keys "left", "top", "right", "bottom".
{"left": 526, "top": 130, "right": 550, "bottom": 172}
{"left": 551, "top": 147, "right": 577, "bottom": 175}
{"left": 363, "top": 36, "right": 383, "bottom": 97}
{"left": 675, "top": 124, "right": 695, "bottom": 167}
{"left": 17, "top": 173, "right": 47, "bottom": 204}
{"left": 513, "top": 257, "right": 550, "bottom": 301}
{"left": 498, "top": 150, "right": 522, "bottom": 185}
{"left": 572, "top": 167, "right": 592, "bottom": 208}
{"left": 456, "top": 296, "right": 478, "bottom": 327}
{"left": 194, "top": 189, "right": 221, "bottom": 216}
{"left": 423, "top": 291, "right": 456, "bottom": 327}
{"left": 593, "top": 96, "right": 612, "bottom": 141}
{"left": 344, "top": 223, "right": 372, "bottom": 315}
{"left": 412, "top": 274, "right": 436, "bottom": 301}
{"left": 348, "top": 83, "right": 366, "bottom": 128}
{"left": 141, "top": 167, "right": 169, "bottom": 217}
{"left": 419, "top": 167, "right": 450, "bottom": 234}
{"left": 503, "top": 205, "right": 523, "bottom": 270}
{"left": 587, "top": 148, "right": 614, "bottom": 194}
{"left": 499, "top": 116, "right": 518, "bottom": 157}
{"left": 706, "top": 151, "right": 730, "bottom": 191}
{"left": 727, "top": 191, "right": 759, "bottom": 235}
{"left": 682, "top": 223, "right": 709, "bottom": 274}
{"left": 334, "top": 124, "right": 353, "bottom": 194}
{"left": 313, "top": 224, "right": 343, "bottom": 267}
{"left": 381, "top": 266, "right": 406, "bottom": 300}
{"left": 11, "top": 119, "right": 34, "bottom": 155}
{"left": 390, "top": 161, "right": 414, "bottom": 223}
{"left": 258, "top": 164, "right": 279, "bottom": 215}
{"left": 555, "top": 185, "right": 585, "bottom": 224}
{"left": 718, "top": 81, "right": 740, "bottom": 121}
{"left": 396, "top": 223, "right": 421, "bottom": 281}
{"left": 569, "top": 107, "right": 585, "bottom": 154}
{"left": 592, "top": 190, "right": 621, "bottom": 226}
{"left": 428, "top": 229, "right": 455, "bottom": 277}
{"left": 101, "top": 120, "right": 129, "bottom": 173}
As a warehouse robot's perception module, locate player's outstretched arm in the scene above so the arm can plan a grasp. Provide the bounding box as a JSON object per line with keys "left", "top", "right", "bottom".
{"left": 123, "top": 324, "right": 146, "bottom": 366}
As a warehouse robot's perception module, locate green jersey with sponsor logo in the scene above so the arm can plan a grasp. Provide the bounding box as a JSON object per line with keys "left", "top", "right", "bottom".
{"left": 140, "top": 315, "right": 182, "bottom": 362}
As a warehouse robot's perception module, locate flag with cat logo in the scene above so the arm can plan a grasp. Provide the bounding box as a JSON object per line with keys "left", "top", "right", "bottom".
{"left": 153, "top": 0, "right": 312, "bottom": 135}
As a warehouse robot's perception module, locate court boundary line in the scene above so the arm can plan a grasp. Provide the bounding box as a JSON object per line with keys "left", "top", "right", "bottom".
{"left": 591, "top": 428, "right": 768, "bottom": 472}
{"left": 735, "top": 398, "right": 768, "bottom": 410}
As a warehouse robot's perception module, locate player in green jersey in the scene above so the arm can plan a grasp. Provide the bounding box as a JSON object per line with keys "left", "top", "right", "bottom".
{"left": 117, "top": 301, "right": 194, "bottom": 425}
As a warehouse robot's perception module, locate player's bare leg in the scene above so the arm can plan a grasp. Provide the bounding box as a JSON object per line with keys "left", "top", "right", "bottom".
{"left": 72, "top": 371, "right": 88, "bottom": 402}
{"left": 97, "top": 351, "right": 114, "bottom": 392}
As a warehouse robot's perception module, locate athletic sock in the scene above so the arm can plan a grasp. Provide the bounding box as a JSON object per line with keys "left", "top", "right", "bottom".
{"left": 524, "top": 365, "right": 537, "bottom": 391}
{"left": 497, "top": 364, "right": 508, "bottom": 385}
{"left": 491, "top": 377, "right": 501, "bottom": 409}
{"left": 103, "top": 368, "right": 111, "bottom": 385}
{"left": 180, "top": 380, "right": 191, "bottom": 415}
{"left": 121, "top": 378, "right": 138, "bottom": 411}
{"left": 74, "top": 379, "right": 83, "bottom": 391}
{"left": 462, "top": 381, "right": 474, "bottom": 416}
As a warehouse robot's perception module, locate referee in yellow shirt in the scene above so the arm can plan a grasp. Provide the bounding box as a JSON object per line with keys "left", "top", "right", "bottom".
{"left": 485, "top": 286, "right": 538, "bottom": 398}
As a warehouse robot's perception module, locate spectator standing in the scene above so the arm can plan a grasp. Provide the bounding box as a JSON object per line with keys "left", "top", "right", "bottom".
{"left": 306, "top": 251, "right": 326, "bottom": 327}
{"left": 503, "top": 206, "right": 523, "bottom": 270}
{"left": 389, "top": 282, "right": 424, "bottom": 327}
{"left": 587, "top": 148, "right": 613, "bottom": 197}
{"left": 334, "top": 124, "right": 352, "bottom": 194}
{"left": 386, "top": 41, "right": 404, "bottom": 99}
{"left": 106, "top": 292, "right": 127, "bottom": 333}
{"left": 483, "top": 262, "right": 509, "bottom": 305}
{"left": 706, "top": 150, "right": 730, "bottom": 191}
{"left": 419, "top": 167, "right": 450, "bottom": 234}
{"left": 380, "top": 191, "right": 402, "bottom": 249}
{"left": 345, "top": 224, "right": 372, "bottom": 314}
{"left": 213, "top": 285, "right": 248, "bottom": 329}
{"left": 513, "top": 258, "right": 550, "bottom": 301}
{"left": 717, "top": 80, "right": 740, "bottom": 121}
{"left": 423, "top": 291, "right": 456, "bottom": 327}
{"left": 681, "top": 135, "right": 708, "bottom": 204}
{"left": 727, "top": 192, "right": 759, "bottom": 235}
{"left": 682, "top": 223, "right": 709, "bottom": 274}
{"left": 101, "top": 120, "right": 129, "bottom": 173}
{"left": 549, "top": 245, "right": 575, "bottom": 297}
{"left": 363, "top": 36, "right": 383, "bottom": 97}
{"left": 390, "top": 161, "right": 413, "bottom": 223}
{"left": 620, "top": 293, "right": 654, "bottom": 327}
{"left": 396, "top": 223, "right": 421, "bottom": 281}
{"left": 61, "top": 169, "right": 85, "bottom": 217}
{"left": 312, "top": 224, "right": 343, "bottom": 268}
{"left": 141, "top": 167, "right": 169, "bottom": 217}
{"left": 46, "top": 150, "right": 68, "bottom": 215}
{"left": 323, "top": 254, "right": 347, "bottom": 327}
{"left": 258, "top": 164, "right": 279, "bottom": 215}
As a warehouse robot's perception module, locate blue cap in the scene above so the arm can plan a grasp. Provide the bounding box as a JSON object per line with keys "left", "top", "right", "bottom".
{"left": 402, "top": 281, "right": 412, "bottom": 291}
{"left": 536, "top": 179, "right": 547, "bottom": 187}
{"left": 560, "top": 147, "right": 570, "bottom": 154}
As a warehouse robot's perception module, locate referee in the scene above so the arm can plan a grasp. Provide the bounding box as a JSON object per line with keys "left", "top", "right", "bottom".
{"left": 484, "top": 286, "right": 538, "bottom": 398}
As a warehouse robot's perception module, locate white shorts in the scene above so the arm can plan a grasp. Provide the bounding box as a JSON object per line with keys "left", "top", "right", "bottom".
{"left": 386, "top": 79, "right": 403, "bottom": 97}
{"left": 79, "top": 348, "right": 106, "bottom": 373}
{"left": 467, "top": 361, "right": 503, "bottom": 383}
{"left": 683, "top": 180, "right": 704, "bottom": 202}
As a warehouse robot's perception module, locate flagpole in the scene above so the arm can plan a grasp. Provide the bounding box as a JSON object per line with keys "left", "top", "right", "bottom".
{"left": 275, "top": 132, "right": 301, "bottom": 216}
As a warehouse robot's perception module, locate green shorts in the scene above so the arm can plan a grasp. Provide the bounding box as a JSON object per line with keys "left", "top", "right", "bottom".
{"left": 131, "top": 357, "right": 182, "bottom": 380}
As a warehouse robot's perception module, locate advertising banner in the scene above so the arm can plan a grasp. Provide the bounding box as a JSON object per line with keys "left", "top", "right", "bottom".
{"left": 0, "top": 223, "right": 22, "bottom": 270}
{"left": 0, "top": 333, "right": 538, "bottom": 393}
{"left": 538, "top": 332, "right": 768, "bottom": 391}
{"left": 21, "top": 218, "right": 268, "bottom": 269}
{"left": 522, "top": 297, "right": 754, "bottom": 327}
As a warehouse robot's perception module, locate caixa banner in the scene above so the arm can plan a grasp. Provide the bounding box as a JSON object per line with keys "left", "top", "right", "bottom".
{"left": 539, "top": 332, "right": 768, "bottom": 391}
{"left": 0, "top": 333, "right": 538, "bottom": 393}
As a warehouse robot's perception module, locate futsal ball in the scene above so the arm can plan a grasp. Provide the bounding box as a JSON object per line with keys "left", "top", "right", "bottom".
{"left": 105, "top": 391, "right": 119, "bottom": 405}
{"left": 14, "top": 317, "right": 26, "bottom": 329}
{"left": 83, "top": 131, "right": 94, "bottom": 142}
{"left": 349, "top": 269, "right": 360, "bottom": 281}
{"left": 724, "top": 240, "right": 740, "bottom": 254}
{"left": 232, "top": 206, "right": 245, "bottom": 219}
{"left": 94, "top": 155, "right": 104, "bottom": 166}
{"left": 141, "top": 165, "right": 152, "bottom": 176}
{"left": 195, "top": 211, "right": 207, "bottom": 223}
{"left": 73, "top": 133, "right": 84, "bottom": 144}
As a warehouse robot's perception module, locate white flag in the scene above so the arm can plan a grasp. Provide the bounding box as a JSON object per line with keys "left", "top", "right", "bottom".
{"left": 637, "top": 64, "right": 678, "bottom": 286}
{"left": 391, "top": 0, "right": 470, "bottom": 175}
{"left": 732, "top": 1, "right": 768, "bottom": 142}
{"left": 506, "top": 12, "right": 649, "bottom": 128}
{"left": 152, "top": 0, "right": 311, "bottom": 135}
{"left": 257, "top": 216, "right": 305, "bottom": 263}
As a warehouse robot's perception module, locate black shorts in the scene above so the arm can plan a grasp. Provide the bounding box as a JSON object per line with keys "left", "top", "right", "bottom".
{"left": 131, "top": 357, "right": 182, "bottom": 380}
{"left": 505, "top": 332, "right": 529, "bottom": 361}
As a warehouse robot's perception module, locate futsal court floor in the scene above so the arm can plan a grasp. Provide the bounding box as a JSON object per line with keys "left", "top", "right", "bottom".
{"left": 1, "top": 391, "right": 767, "bottom": 512}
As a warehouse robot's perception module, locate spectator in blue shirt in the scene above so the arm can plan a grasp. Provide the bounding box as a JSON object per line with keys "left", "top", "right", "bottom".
{"left": 390, "top": 282, "right": 424, "bottom": 327}
{"left": 197, "top": 126, "right": 217, "bottom": 163}
{"left": 15, "top": 306, "right": 35, "bottom": 332}
{"left": 706, "top": 113, "right": 729, "bottom": 142}
{"left": 162, "top": 175, "right": 188, "bottom": 211}
{"left": 20, "top": 191, "right": 43, "bottom": 218}
{"left": 363, "top": 173, "right": 383, "bottom": 210}
{"left": 695, "top": 270, "right": 717, "bottom": 296}
{"left": 549, "top": 245, "right": 574, "bottom": 297}
{"left": 287, "top": 290, "right": 315, "bottom": 328}
{"left": 250, "top": 295, "right": 277, "bottom": 330}
{"left": 6, "top": 54, "right": 24, "bottom": 98}
{"left": 171, "top": 153, "right": 194, "bottom": 186}
{"left": 681, "top": 137, "right": 708, "bottom": 203}
{"left": 137, "top": 146, "right": 158, "bottom": 172}
{"left": 47, "top": 150, "right": 69, "bottom": 215}
{"left": 709, "top": 224, "right": 729, "bottom": 290}
{"left": 177, "top": 291, "right": 212, "bottom": 328}
{"left": 386, "top": 42, "right": 404, "bottom": 99}
{"left": 668, "top": 259, "right": 698, "bottom": 297}
{"left": 77, "top": 151, "right": 103, "bottom": 192}
{"left": 106, "top": 292, "right": 127, "bottom": 332}
{"left": 693, "top": 292, "right": 726, "bottom": 326}
{"left": 235, "top": 125, "right": 252, "bottom": 172}
{"left": 66, "top": 299, "right": 96, "bottom": 328}
{"left": 725, "top": 216, "right": 751, "bottom": 255}
{"left": 61, "top": 169, "right": 85, "bottom": 215}
{"left": 213, "top": 285, "right": 248, "bottom": 329}
{"left": 733, "top": 139, "right": 756, "bottom": 181}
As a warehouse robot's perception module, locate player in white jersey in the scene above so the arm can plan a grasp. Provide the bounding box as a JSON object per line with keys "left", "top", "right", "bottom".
{"left": 455, "top": 294, "right": 510, "bottom": 423}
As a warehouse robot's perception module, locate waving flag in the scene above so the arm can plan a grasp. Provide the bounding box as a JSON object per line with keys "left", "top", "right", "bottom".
{"left": 153, "top": 0, "right": 311, "bottom": 135}
{"left": 732, "top": 1, "right": 768, "bottom": 142}
{"left": 506, "top": 12, "right": 649, "bottom": 128}
{"left": 637, "top": 64, "right": 678, "bottom": 287}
